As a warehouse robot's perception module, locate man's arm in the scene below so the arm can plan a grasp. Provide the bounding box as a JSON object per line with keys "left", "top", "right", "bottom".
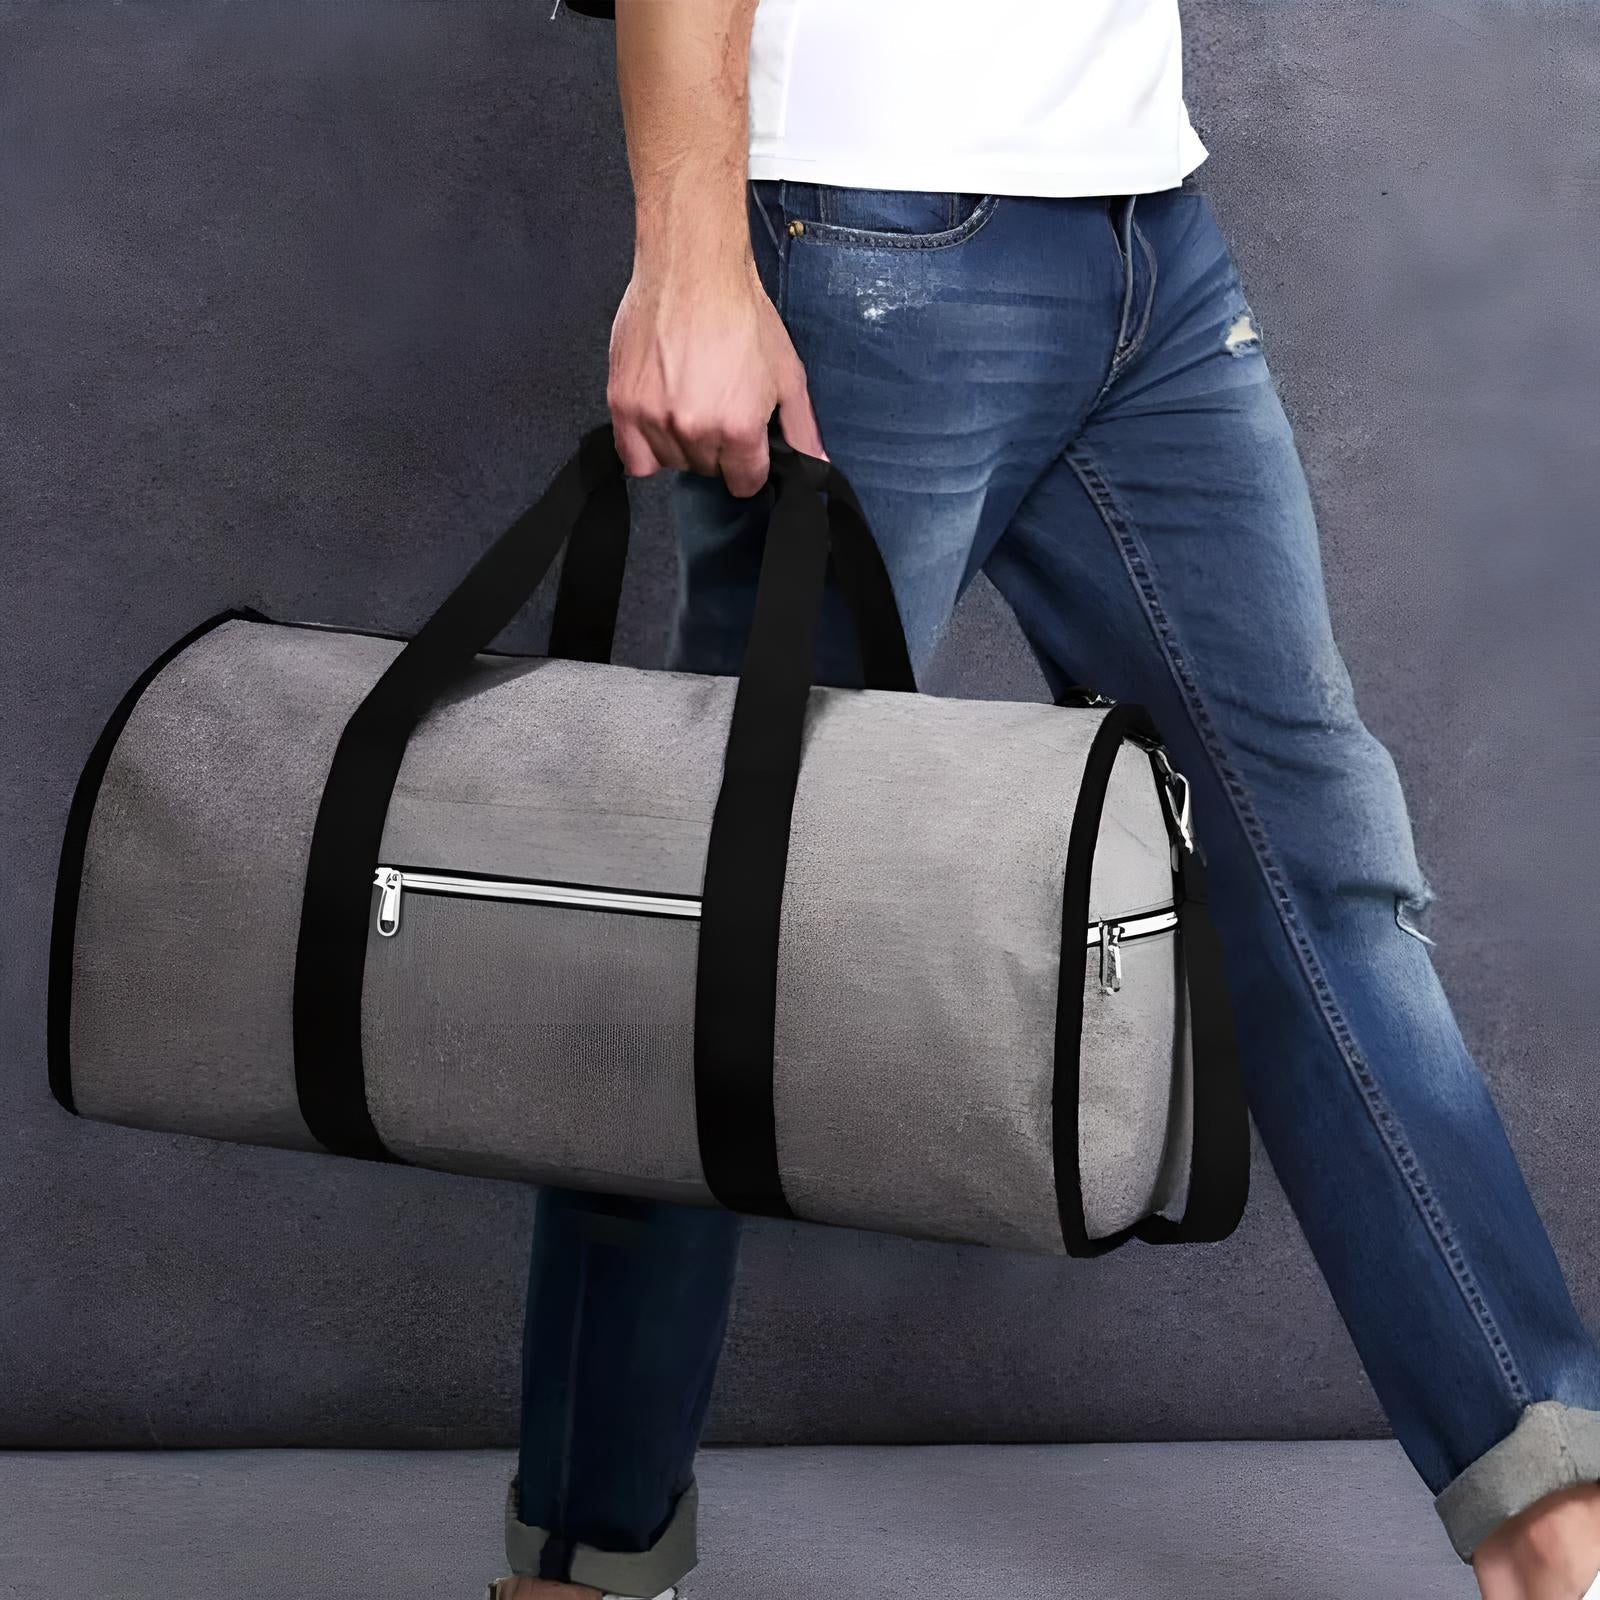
{"left": 608, "top": 0, "right": 824, "bottom": 497}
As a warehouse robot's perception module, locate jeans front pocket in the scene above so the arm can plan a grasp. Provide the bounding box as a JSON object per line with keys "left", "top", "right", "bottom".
{"left": 779, "top": 183, "right": 1000, "bottom": 249}
{"left": 747, "top": 180, "right": 785, "bottom": 308}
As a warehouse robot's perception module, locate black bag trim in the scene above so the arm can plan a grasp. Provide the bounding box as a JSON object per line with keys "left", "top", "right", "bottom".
{"left": 47, "top": 606, "right": 268, "bottom": 1116}
{"left": 1051, "top": 701, "right": 1251, "bottom": 1255}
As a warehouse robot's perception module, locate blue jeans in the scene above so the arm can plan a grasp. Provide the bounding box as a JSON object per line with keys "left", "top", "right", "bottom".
{"left": 507, "top": 172, "right": 1600, "bottom": 1590}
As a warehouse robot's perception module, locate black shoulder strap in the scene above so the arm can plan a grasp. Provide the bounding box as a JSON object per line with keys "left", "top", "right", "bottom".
{"left": 1132, "top": 832, "right": 1253, "bottom": 1246}
{"left": 1051, "top": 700, "right": 1251, "bottom": 1255}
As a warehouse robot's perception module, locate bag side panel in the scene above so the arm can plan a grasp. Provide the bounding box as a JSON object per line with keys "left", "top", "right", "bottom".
{"left": 49, "top": 608, "right": 256, "bottom": 1115}
{"left": 1148, "top": 956, "right": 1196, "bottom": 1226}
{"left": 1077, "top": 934, "right": 1182, "bottom": 1238}
{"left": 773, "top": 692, "right": 1104, "bottom": 1253}
{"left": 69, "top": 619, "right": 401, "bottom": 1149}
{"left": 1077, "top": 741, "right": 1188, "bottom": 1238}
{"left": 377, "top": 656, "right": 737, "bottom": 893}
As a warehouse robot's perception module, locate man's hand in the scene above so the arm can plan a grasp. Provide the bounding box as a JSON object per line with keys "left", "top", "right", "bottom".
{"left": 608, "top": 254, "right": 824, "bottom": 500}
{"left": 608, "top": 0, "right": 825, "bottom": 498}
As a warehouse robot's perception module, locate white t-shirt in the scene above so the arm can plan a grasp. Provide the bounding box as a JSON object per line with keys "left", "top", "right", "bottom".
{"left": 746, "top": 0, "right": 1208, "bottom": 197}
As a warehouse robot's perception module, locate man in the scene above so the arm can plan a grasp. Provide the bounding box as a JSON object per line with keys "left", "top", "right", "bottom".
{"left": 489, "top": 3, "right": 1600, "bottom": 1597}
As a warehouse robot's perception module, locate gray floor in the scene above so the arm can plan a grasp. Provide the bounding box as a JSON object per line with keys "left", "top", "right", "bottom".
{"left": 3, "top": 1441, "right": 1478, "bottom": 1599}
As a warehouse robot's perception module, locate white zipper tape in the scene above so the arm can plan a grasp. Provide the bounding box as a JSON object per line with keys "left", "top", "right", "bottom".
{"left": 372, "top": 865, "right": 1179, "bottom": 953}
{"left": 373, "top": 867, "right": 702, "bottom": 936}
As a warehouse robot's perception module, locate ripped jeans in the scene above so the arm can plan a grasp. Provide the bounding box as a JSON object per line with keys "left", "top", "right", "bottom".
{"left": 506, "top": 173, "right": 1600, "bottom": 1591}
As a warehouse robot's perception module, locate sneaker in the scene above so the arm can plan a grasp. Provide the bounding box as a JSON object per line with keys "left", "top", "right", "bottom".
{"left": 485, "top": 1583, "right": 679, "bottom": 1600}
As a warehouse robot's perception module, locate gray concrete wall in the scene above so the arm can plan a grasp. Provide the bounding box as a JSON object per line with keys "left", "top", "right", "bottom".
{"left": 3, "top": 0, "right": 1597, "bottom": 1449}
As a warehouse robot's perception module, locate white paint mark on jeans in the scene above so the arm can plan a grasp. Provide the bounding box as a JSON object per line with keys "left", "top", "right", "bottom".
{"left": 829, "top": 260, "right": 933, "bottom": 321}
{"left": 1225, "top": 310, "right": 1262, "bottom": 354}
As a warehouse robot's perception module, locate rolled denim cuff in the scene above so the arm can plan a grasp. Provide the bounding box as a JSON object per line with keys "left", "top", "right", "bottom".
{"left": 1435, "top": 1400, "right": 1600, "bottom": 1562}
{"left": 504, "top": 1473, "right": 698, "bottom": 1596}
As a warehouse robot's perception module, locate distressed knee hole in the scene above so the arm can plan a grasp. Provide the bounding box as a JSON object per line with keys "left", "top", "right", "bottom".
{"left": 1396, "top": 881, "right": 1439, "bottom": 947}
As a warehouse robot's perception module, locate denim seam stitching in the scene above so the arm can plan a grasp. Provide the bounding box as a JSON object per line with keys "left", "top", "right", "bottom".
{"left": 1112, "top": 204, "right": 1136, "bottom": 350}
{"left": 775, "top": 181, "right": 792, "bottom": 318}
{"left": 1123, "top": 219, "right": 1159, "bottom": 359}
{"left": 1061, "top": 442, "right": 1532, "bottom": 1412}
{"left": 786, "top": 193, "right": 1001, "bottom": 251}
{"left": 1090, "top": 341, "right": 1131, "bottom": 414}
{"left": 1088, "top": 201, "right": 1152, "bottom": 410}
{"left": 544, "top": 1239, "right": 590, "bottom": 1580}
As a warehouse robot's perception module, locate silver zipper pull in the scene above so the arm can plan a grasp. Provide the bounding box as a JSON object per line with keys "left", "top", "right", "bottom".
{"left": 1098, "top": 920, "right": 1124, "bottom": 995}
{"left": 374, "top": 868, "right": 403, "bottom": 938}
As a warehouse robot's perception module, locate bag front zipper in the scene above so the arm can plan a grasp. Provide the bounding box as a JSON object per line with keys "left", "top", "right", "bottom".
{"left": 371, "top": 865, "right": 1176, "bottom": 995}
{"left": 372, "top": 866, "right": 701, "bottom": 936}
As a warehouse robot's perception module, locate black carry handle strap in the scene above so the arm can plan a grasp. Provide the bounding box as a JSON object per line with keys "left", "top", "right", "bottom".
{"left": 380, "top": 421, "right": 628, "bottom": 711}
{"left": 694, "top": 415, "right": 916, "bottom": 1216}
{"left": 547, "top": 445, "right": 631, "bottom": 664}
{"left": 766, "top": 416, "right": 916, "bottom": 689}
{"left": 386, "top": 413, "right": 907, "bottom": 704}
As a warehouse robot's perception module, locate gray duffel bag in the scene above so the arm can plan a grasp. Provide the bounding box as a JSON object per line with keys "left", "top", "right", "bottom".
{"left": 49, "top": 423, "right": 1249, "bottom": 1255}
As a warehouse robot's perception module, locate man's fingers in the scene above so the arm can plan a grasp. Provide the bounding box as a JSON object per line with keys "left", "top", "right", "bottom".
{"left": 636, "top": 414, "right": 693, "bottom": 475}
{"left": 612, "top": 393, "right": 819, "bottom": 499}
{"left": 662, "top": 412, "right": 746, "bottom": 480}
{"left": 716, "top": 420, "right": 772, "bottom": 499}
{"left": 774, "top": 378, "right": 828, "bottom": 461}
{"left": 659, "top": 411, "right": 772, "bottom": 494}
{"left": 610, "top": 415, "right": 663, "bottom": 479}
